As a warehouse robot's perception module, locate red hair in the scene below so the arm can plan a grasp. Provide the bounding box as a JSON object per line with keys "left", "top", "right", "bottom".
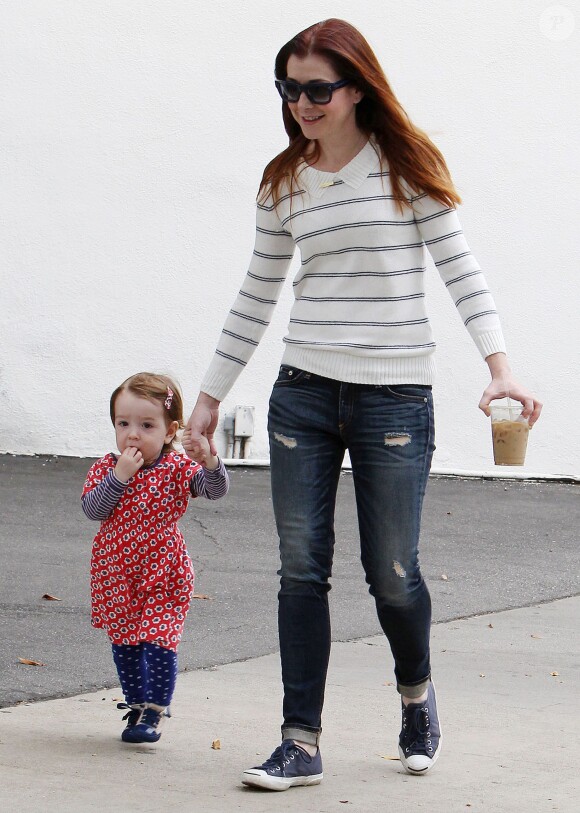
{"left": 260, "top": 18, "right": 461, "bottom": 211}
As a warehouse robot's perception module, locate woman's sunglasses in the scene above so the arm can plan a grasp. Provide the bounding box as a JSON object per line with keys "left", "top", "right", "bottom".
{"left": 275, "top": 78, "right": 352, "bottom": 105}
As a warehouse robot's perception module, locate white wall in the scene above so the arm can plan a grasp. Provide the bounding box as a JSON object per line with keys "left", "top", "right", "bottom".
{"left": 1, "top": 0, "right": 578, "bottom": 478}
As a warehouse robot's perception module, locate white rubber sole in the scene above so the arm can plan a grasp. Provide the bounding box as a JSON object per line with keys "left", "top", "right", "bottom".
{"left": 398, "top": 736, "right": 442, "bottom": 775}
{"left": 241, "top": 770, "right": 323, "bottom": 791}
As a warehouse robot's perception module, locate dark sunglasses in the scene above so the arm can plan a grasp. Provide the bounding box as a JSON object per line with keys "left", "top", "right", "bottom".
{"left": 275, "top": 78, "right": 352, "bottom": 105}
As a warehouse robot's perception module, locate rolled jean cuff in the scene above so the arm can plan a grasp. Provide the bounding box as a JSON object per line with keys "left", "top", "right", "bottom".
{"left": 281, "top": 726, "right": 321, "bottom": 746}
{"left": 397, "top": 675, "right": 431, "bottom": 699}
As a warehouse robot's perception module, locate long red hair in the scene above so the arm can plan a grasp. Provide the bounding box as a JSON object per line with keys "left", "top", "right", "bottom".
{"left": 259, "top": 18, "right": 461, "bottom": 211}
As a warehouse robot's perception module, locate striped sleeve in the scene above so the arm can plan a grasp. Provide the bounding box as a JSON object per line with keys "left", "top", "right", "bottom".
{"left": 200, "top": 194, "right": 295, "bottom": 401}
{"left": 190, "top": 457, "right": 230, "bottom": 500}
{"left": 81, "top": 471, "right": 128, "bottom": 520}
{"left": 412, "top": 194, "right": 506, "bottom": 359}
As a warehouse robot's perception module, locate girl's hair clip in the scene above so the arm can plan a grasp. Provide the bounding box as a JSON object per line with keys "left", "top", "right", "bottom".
{"left": 164, "top": 387, "right": 174, "bottom": 410}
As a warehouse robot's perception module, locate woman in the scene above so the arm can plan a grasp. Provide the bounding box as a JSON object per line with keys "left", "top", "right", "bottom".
{"left": 185, "top": 18, "right": 541, "bottom": 790}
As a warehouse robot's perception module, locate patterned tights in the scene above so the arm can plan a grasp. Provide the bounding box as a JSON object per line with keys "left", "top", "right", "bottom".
{"left": 112, "top": 642, "right": 177, "bottom": 707}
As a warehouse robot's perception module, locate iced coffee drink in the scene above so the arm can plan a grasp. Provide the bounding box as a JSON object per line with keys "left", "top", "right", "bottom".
{"left": 490, "top": 403, "right": 529, "bottom": 466}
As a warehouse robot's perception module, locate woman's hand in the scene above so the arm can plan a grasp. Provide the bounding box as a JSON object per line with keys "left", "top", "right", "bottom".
{"left": 479, "top": 353, "right": 542, "bottom": 427}
{"left": 114, "top": 447, "right": 144, "bottom": 482}
{"left": 183, "top": 392, "right": 221, "bottom": 461}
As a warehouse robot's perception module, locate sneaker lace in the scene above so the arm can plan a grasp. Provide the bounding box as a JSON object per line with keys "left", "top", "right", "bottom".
{"left": 117, "top": 702, "right": 142, "bottom": 725}
{"left": 262, "top": 740, "right": 302, "bottom": 771}
{"left": 401, "top": 704, "right": 433, "bottom": 756}
{"left": 140, "top": 708, "right": 161, "bottom": 728}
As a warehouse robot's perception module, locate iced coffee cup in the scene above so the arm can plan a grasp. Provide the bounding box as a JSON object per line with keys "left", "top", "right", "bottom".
{"left": 490, "top": 401, "right": 530, "bottom": 466}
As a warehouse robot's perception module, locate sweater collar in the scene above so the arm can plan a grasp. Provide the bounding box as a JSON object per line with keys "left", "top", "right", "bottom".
{"left": 297, "top": 138, "right": 380, "bottom": 199}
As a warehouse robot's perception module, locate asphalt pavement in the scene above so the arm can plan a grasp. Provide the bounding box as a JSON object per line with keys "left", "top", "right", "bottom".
{"left": 0, "top": 455, "right": 579, "bottom": 811}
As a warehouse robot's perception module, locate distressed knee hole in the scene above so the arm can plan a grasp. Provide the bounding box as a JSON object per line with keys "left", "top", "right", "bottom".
{"left": 384, "top": 433, "right": 411, "bottom": 447}
{"left": 274, "top": 432, "right": 298, "bottom": 449}
{"left": 393, "top": 560, "right": 407, "bottom": 577}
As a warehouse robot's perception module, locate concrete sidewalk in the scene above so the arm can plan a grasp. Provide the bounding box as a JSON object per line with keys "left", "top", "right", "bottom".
{"left": 1, "top": 596, "right": 578, "bottom": 813}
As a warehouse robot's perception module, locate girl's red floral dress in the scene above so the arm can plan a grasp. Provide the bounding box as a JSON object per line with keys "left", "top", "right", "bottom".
{"left": 82, "top": 451, "right": 202, "bottom": 651}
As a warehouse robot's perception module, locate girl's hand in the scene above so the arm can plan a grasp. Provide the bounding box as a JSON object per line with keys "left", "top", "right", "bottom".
{"left": 183, "top": 429, "right": 219, "bottom": 469}
{"left": 114, "top": 447, "right": 144, "bottom": 482}
{"left": 479, "top": 353, "right": 543, "bottom": 427}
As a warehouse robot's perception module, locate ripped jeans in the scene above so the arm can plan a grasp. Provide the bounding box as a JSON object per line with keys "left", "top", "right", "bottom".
{"left": 268, "top": 366, "right": 435, "bottom": 746}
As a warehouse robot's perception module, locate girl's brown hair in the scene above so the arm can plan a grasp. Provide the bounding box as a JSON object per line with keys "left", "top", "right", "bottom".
{"left": 260, "top": 18, "right": 461, "bottom": 211}
{"left": 110, "top": 372, "right": 184, "bottom": 454}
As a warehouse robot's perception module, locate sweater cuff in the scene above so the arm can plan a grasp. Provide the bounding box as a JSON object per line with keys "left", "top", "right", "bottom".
{"left": 109, "top": 470, "right": 130, "bottom": 490}
{"left": 473, "top": 329, "right": 507, "bottom": 360}
{"left": 200, "top": 366, "right": 242, "bottom": 402}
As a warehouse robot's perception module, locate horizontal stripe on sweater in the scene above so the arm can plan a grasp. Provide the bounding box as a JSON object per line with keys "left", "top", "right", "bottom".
{"left": 201, "top": 140, "right": 506, "bottom": 401}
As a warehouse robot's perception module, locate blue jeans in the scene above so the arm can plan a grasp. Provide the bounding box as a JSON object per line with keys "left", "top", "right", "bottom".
{"left": 268, "top": 366, "right": 435, "bottom": 745}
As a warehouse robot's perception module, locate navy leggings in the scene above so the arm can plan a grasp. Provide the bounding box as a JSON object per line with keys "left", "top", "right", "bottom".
{"left": 112, "top": 642, "right": 178, "bottom": 707}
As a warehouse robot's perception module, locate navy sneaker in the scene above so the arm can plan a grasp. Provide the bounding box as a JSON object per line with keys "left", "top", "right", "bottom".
{"left": 398, "top": 682, "right": 442, "bottom": 774}
{"left": 241, "top": 739, "right": 323, "bottom": 791}
{"left": 117, "top": 702, "right": 144, "bottom": 742}
{"left": 121, "top": 703, "right": 170, "bottom": 744}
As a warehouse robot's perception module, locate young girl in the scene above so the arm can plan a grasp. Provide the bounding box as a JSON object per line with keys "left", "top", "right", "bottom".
{"left": 82, "top": 372, "right": 229, "bottom": 743}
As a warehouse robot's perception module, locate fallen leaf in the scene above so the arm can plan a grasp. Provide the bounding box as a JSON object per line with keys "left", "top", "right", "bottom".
{"left": 211, "top": 739, "right": 221, "bottom": 750}
{"left": 42, "top": 593, "right": 62, "bottom": 601}
{"left": 551, "top": 671, "right": 559, "bottom": 677}
{"left": 18, "top": 658, "right": 45, "bottom": 667}
{"left": 192, "top": 594, "right": 213, "bottom": 600}
{"left": 440, "top": 574, "right": 448, "bottom": 581}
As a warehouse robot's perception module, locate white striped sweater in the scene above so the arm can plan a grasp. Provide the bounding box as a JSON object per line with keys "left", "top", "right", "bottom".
{"left": 201, "top": 140, "right": 506, "bottom": 401}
